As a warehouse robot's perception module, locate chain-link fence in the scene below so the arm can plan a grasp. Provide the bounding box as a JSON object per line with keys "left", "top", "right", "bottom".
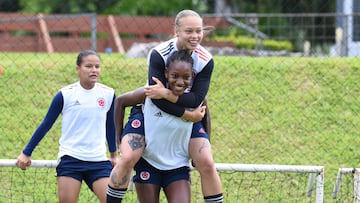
{"left": 1, "top": 10, "right": 360, "bottom": 202}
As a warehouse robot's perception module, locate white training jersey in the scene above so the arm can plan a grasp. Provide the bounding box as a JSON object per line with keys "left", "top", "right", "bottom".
{"left": 58, "top": 82, "right": 115, "bottom": 161}
{"left": 142, "top": 97, "right": 193, "bottom": 170}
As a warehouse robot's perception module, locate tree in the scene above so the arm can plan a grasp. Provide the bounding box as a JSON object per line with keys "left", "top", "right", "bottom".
{"left": 13, "top": 0, "right": 335, "bottom": 16}
{"left": 18, "top": 0, "right": 209, "bottom": 16}
{"left": 0, "top": 0, "right": 20, "bottom": 12}
{"left": 102, "top": 0, "right": 203, "bottom": 16}
{"left": 19, "top": 0, "right": 120, "bottom": 14}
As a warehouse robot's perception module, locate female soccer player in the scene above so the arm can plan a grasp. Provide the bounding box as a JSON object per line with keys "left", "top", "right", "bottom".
{"left": 136, "top": 50, "right": 204, "bottom": 202}
{"left": 16, "top": 50, "right": 117, "bottom": 203}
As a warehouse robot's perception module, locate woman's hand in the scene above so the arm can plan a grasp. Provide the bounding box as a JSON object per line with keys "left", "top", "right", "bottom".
{"left": 182, "top": 105, "right": 206, "bottom": 122}
{"left": 16, "top": 153, "right": 32, "bottom": 170}
{"left": 144, "top": 77, "right": 170, "bottom": 99}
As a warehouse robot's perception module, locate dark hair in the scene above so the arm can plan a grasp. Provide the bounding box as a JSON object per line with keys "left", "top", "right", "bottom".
{"left": 166, "top": 50, "right": 194, "bottom": 69}
{"left": 76, "top": 50, "right": 100, "bottom": 66}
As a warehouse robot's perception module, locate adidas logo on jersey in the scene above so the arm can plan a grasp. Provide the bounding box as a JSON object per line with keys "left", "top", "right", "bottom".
{"left": 154, "top": 111, "right": 162, "bottom": 117}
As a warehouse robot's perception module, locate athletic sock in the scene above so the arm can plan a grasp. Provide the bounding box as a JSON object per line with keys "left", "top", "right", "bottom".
{"left": 106, "top": 185, "right": 127, "bottom": 203}
{"left": 204, "top": 193, "right": 224, "bottom": 203}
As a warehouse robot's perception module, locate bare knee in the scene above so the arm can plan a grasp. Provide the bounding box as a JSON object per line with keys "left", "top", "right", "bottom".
{"left": 119, "top": 153, "right": 139, "bottom": 168}
{"left": 118, "top": 134, "right": 144, "bottom": 168}
{"left": 194, "top": 156, "right": 216, "bottom": 174}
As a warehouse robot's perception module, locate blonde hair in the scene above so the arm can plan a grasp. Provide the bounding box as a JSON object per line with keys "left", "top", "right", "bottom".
{"left": 174, "top": 9, "right": 202, "bottom": 29}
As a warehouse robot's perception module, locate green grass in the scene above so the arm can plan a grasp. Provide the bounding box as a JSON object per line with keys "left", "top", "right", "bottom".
{"left": 1, "top": 53, "right": 359, "bottom": 202}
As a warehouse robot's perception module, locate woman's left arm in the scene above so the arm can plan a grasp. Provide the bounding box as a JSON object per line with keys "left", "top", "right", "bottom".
{"left": 176, "top": 60, "right": 214, "bottom": 108}
{"left": 106, "top": 94, "right": 117, "bottom": 156}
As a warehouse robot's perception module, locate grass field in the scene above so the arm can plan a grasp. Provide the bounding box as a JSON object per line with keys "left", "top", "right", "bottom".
{"left": 1, "top": 52, "right": 360, "bottom": 202}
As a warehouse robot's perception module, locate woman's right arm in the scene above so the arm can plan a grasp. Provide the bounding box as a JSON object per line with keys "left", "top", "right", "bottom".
{"left": 17, "top": 92, "right": 63, "bottom": 170}
{"left": 114, "top": 87, "right": 145, "bottom": 146}
{"left": 22, "top": 91, "right": 63, "bottom": 156}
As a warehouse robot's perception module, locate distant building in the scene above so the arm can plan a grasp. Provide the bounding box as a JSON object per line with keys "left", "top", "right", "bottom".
{"left": 331, "top": 0, "right": 360, "bottom": 56}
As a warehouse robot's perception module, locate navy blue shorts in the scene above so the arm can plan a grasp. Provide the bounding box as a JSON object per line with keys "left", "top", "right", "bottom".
{"left": 56, "top": 155, "right": 112, "bottom": 191}
{"left": 121, "top": 105, "right": 145, "bottom": 141}
{"left": 121, "top": 105, "right": 208, "bottom": 140}
{"left": 191, "top": 121, "right": 209, "bottom": 139}
{"left": 133, "top": 158, "right": 190, "bottom": 188}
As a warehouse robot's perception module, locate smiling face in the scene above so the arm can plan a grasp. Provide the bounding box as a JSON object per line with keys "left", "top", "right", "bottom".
{"left": 76, "top": 54, "right": 100, "bottom": 89}
{"left": 165, "top": 60, "right": 193, "bottom": 96}
{"left": 175, "top": 14, "right": 203, "bottom": 52}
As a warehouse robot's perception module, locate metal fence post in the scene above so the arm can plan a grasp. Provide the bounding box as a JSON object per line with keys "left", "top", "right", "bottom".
{"left": 91, "top": 13, "right": 97, "bottom": 51}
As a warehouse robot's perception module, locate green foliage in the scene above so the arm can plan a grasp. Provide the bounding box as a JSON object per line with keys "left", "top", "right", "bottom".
{"left": 262, "top": 38, "right": 293, "bottom": 51}
{"left": 19, "top": 0, "right": 119, "bottom": 14}
{"left": 214, "top": 33, "right": 293, "bottom": 51}
{"left": 234, "top": 0, "right": 335, "bottom": 13}
{"left": 15, "top": 0, "right": 336, "bottom": 15}
{"left": 102, "top": 0, "right": 203, "bottom": 16}
{"left": 0, "top": 0, "right": 20, "bottom": 11}
{"left": 18, "top": 0, "right": 207, "bottom": 15}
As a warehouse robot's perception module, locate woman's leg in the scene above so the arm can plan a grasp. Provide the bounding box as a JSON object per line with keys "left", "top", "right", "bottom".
{"left": 57, "top": 176, "right": 82, "bottom": 203}
{"left": 107, "top": 133, "right": 145, "bottom": 202}
{"left": 164, "top": 180, "right": 191, "bottom": 203}
{"left": 135, "top": 183, "right": 161, "bottom": 203}
{"left": 189, "top": 137, "right": 223, "bottom": 199}
{"left": 92, "top": 177, "right": 109, "bottom": 203}
{"left": 109, "top": 133, "right": 145, "bottom": 188}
